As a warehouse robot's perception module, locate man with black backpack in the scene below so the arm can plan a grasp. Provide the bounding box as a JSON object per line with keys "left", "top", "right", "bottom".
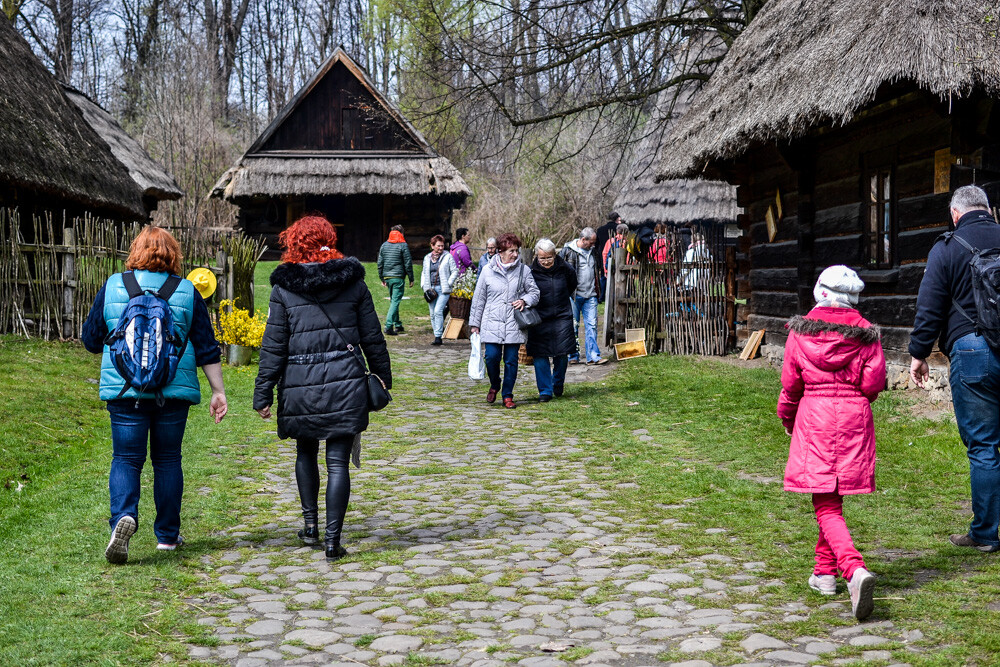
{"left": 910, "top": 184, "right": 1000, "bottom": 554}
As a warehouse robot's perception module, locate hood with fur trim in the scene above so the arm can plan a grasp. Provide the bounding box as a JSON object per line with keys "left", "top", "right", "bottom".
{"left": 786, "top": 308, "right": 880, "bottom": 373}
{"left": 270, "top": 258, "right": 366, "bottom": 296}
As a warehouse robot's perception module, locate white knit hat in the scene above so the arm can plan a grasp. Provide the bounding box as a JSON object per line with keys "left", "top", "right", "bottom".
{"left": 813, "top": 265, "right": 864, "bottom": 306}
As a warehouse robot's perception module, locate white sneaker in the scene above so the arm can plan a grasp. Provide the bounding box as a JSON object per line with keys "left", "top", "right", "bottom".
{"left": 105, "top": 516, "right": 137, "bottom": 564}
{"left": 808, "top": 573, "right": 836, "bottom": 595}
{"left": 156, "top": 535, "right": 185, "bottom": 551}
{"left": 848, "top": 567, "right": 876, "bottom": 621}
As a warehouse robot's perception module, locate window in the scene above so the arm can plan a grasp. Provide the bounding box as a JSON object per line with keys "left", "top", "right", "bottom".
{"left": 865, "top": 166, "right": 895, "bottom": 267}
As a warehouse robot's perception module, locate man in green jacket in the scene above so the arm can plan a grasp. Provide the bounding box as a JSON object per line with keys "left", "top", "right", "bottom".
{"left": 377, "top": 225, "right": 414, "bottom": 335}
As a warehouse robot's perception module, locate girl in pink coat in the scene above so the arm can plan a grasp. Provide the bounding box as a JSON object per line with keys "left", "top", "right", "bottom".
{"left": 777, "top": 265, "right": 886, "bottom": 621}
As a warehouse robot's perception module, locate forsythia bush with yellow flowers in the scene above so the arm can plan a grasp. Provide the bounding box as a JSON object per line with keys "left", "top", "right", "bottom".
{"left": 215, "top": 300, "right": 267, "bottom": 348}
{"left": 451, "top": 269, "right": 477, "bottom": 300}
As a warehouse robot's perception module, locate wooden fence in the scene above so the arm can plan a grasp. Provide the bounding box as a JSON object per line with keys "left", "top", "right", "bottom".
{"left": 0, "top": 209, "right": 232, "bottom": 340}
{"left": 608, "top": 226, "right": 737, "bottom": 356}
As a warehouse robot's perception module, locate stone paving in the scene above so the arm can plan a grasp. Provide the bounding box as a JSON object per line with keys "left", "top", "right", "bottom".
{"left": 185, "top": 344, "right": 920, "bottom": 666}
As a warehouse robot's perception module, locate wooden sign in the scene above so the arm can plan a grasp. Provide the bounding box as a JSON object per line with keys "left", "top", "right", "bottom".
{"left": 740, "top": 329, "right": 766, "bottom": 360}
{"left": 935, "top": 148, "right": 954, "bottom": 194}
{"left": 775, "top": 188, "right": 783, "bottom": 219}
{"left": 765, "top": 206, "right": 778, "bottom": 242}
{"left": 443, "top": 317, "right": 468, "bottom": 340}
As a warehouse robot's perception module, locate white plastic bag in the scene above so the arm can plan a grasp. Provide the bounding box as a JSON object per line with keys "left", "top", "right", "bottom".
{"left": 468, "top": 332, "right": 485, "bottom": 380}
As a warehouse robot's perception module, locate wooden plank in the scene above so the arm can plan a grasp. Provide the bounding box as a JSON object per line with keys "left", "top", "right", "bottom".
{"left": 897, "top": 192, "right": 951, "bottom": 230}
{"left": 739, "top": 329, "right": 765, "bottom": 360}
{"left": 857, "top": 295, "right": 918, "bottom": 327}
{"left": 751, "top": 290, "right": 800, "bottom": 318}
{"left": 814, "top": 203, "right": 862, "bottom": 236}
{"left": 749, "top": 268, "right": 798, "bottom": 291}
{"left": 749, "top": 240, "right": 798, "bottom": 268}
{"left": 813, "top": 234, "right": 863, "bottom": 265}
{"left": 897, "top": 226, "right": 948, "bottom": 262}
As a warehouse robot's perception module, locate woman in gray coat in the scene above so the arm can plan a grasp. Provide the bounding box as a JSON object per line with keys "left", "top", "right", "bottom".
{"left": 469, "top": 233, "right": 540, "bottom": 408}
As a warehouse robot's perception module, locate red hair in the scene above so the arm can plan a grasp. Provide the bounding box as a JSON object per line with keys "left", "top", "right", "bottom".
{"left": 496, "top": 233, "right": 522, "bottom": 251}
{"left": 279, "top": 215, "right": 344, "bottom": 264}
{"left": 126, "top": 226, "right": 182, "bottom": 275}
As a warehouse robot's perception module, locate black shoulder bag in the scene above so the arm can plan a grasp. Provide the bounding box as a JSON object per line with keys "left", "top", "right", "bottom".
{"left": 309, "top": 296, "right": 392, "bottom": 411}
{"left": 512, "top": 264, "right": 542, "bottom": 330}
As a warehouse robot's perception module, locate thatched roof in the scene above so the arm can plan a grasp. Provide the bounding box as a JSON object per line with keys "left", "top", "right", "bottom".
{"left": 62, "top": 85, "right": 183, "bottom": 202}
{"left": 0, "top": 17, "right": 144, "bottom": 217}
{"left": 211, "top": 48, "right": 471, "bottom": 202}
{"left": 213, "top": 155, "right": 469, "bottom": 200}
{"left": 658, "top": 0, "right": 1000, "bottom": 179}
{"left": 615, "top": 91, "right": 737, "bottom": 226}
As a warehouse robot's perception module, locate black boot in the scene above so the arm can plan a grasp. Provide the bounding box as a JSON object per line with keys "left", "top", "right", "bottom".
{"left": 384, "top": 326, "right": 397, "bottom": 336}
{"left": 326, "top": 542, "right": 347, "bottom": 560}
{"left": 297, "top": 525, "right": 319, "bottom": 545}
{"left": 432, "top": 336, "right": 443, "bottom": 346}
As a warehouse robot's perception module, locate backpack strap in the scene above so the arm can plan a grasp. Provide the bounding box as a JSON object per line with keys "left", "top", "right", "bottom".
{"left": 122, "top": 271, "right": 144, "bottom": 299}
{"left": 942, "top": 232, "right": 983, "bottom": 328}
{"left": 156, "top": 275, "right": 182, "bottom": 301}
{"left": 948, "top": 232, "right": 979, "bottom": 254}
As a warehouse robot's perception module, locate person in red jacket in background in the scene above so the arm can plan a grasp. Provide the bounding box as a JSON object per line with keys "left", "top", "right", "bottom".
{"left": 777, "top": 265, "right": 886, "bottom": 622}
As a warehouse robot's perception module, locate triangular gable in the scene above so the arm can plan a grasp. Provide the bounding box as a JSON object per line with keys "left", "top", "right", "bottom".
{"left": 245, "top": 49, "right": 433, "bottom": 157}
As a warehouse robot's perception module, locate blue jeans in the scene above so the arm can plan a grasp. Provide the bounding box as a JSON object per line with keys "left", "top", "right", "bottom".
{"left": 950, "top": 333, "right": 1000, "bottom": 547}
{"left": 107, "top": 400, "right": 189, "bottom": 543}
{"left": 570, "top": 295, "right": 601, "bottom": 362}
{"left": 485, "top": 343, "right": 520, "bottom": 398}
{"left": 533, "top": 355, "right": 568, "bottom": 397}
{"left": 429, "top": 290, "right": 450, "bottom": 337}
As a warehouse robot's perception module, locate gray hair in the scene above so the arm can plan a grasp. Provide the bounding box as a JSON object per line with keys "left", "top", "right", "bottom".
{"left": 616, "top": 223, "right": 629, "bottom": 235}
{"left": 951, "top": 185, "right": 990, "bottom": 213}
{"left": 486, "top": 237, "right": 496, "bottom": 246}
{"left": 535, "top": 238, "right": 556, "bottom": 254}
{"left": 580, "top": 227, "right": 596, "bottom": 240}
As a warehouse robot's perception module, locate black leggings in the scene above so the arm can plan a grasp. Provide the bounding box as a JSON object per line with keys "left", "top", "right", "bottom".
{"left": 294, "top": 436, "right": 353, "bottom": 546}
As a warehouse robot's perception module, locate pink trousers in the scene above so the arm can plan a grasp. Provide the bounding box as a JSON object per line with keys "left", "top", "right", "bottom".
{"left": 812, "top": 492, "right": 865, "bottom": 580}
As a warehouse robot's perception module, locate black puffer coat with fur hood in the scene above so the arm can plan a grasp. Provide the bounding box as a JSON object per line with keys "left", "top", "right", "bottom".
{"left": 254, "top": 259, "right": 391, "bottom": 440}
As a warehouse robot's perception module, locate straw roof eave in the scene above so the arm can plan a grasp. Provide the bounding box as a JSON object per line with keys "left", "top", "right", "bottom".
{"left": 657, "top": 0, "right": 1000, "bottom": 180}
{"left": 0, "top": 18, "right": 145, "bottom": 217}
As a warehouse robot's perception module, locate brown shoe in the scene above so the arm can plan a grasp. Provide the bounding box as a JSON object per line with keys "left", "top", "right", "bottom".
{"left": 950, "top": 533, "right": 1000, "bottom": 552}
{"left": 595, "top": 358, "right": 609, "bottom": 365}
{"left": 503, "top": 397, "right": 516, "bottom": 409}
{"left": 486, "top": 388, "right": 498, "bottom": 404}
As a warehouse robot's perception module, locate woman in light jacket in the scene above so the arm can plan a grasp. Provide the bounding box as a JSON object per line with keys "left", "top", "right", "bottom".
{"left": 469, "top": 233, "right": 539, "bottom": 409}
{"left": 420, "top": 234, "right": 458, "bottom": 346}
{"left": 255, "top": 215, "right": 391, "bottom": 560}
{"left": 82, "top": 226, "right": 228, "bottom": 564}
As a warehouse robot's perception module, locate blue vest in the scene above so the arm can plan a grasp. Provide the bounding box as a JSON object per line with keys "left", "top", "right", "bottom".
{"left": 100, "top": 271, "right": 202, "bottom": 404}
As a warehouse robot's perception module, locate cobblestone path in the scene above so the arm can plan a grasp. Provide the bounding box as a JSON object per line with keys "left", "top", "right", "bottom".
{"left": 186, "top": 345, "right": 917, "bottom": 666}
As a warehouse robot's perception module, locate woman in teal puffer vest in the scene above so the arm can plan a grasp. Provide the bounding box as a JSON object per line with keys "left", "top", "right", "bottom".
{"left": 82, "top": 226, "right": 228, "bottom": 564}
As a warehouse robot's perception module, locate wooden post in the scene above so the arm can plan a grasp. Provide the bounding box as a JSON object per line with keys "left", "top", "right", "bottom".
{"left": 725, "top": 246, "right": 737, "bottom": 351}
{"left": 61, "top": 227, "right": 75, "bottom": 339}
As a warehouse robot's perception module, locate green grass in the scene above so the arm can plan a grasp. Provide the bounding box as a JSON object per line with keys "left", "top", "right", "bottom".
{"left": 0, "top": 336, "right": 279, "bottom": 664}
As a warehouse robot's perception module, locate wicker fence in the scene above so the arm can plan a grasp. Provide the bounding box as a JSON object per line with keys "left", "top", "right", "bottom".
{"left": 0, "top": 209, "right": 233, "bottom": 340}
{"left": 609, "top": 226, "right": 737, "bottom": 356}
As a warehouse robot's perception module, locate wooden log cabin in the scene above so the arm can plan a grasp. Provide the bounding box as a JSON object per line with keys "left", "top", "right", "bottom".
{"left": 656, "top": 0, "right": 1000, "bottom": 386}
{"left": 210, "top": 49, "right": 470, "bottom": 261}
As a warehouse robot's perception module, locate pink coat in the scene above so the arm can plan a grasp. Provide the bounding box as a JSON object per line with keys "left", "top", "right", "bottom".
{"left": 777, "top": 307, "right": 886, "bottom": 495}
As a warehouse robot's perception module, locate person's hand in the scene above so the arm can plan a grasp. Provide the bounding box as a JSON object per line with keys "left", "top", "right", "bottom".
{"left": 210, "top": 392, "right": 228, "bottom": 423}
{"left": 381, "top": 281, "right": 386, "bottom": 287}
{"left": 470, "top": 326, "right": 479, "bottom": 334}
{"left": 910, "top": 357, "right": 929, "bottom": 388}
{"left": 409, "top": 281, "right": 414, "bottom": 288}
{"left": 512, "top": 299, "right": 526, "bottom": 311}
{"left": 785, "top": 426, "right": 793, "bottom": 437}
{"left": 257, "top": 405, "right": 272, "bottom": 419}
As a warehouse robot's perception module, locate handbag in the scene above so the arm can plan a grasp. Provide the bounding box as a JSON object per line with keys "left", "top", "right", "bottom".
{"left": 423, "top": 288, "right": 438, "bottom": 303}
{"left": 512, "top": 265, "right": 542, "bottom": 330}
{"left": 309, "top": 297, "right": 392, "bottom": 411}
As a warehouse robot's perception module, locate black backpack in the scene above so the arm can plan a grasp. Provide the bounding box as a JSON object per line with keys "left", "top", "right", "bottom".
{"left": 944, "top": 232, "right": 1000, "bottom": 348}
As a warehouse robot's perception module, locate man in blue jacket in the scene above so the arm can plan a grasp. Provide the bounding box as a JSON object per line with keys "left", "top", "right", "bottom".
{"left": 910, "top": 184, "right": 1000, "bottom": 553}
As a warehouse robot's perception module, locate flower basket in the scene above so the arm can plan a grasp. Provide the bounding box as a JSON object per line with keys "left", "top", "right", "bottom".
{"left": 228, "top": 344, "right": 253, "bottom": 366}
{"left": 449, "top": 296, "right": 471, "bottom": 320}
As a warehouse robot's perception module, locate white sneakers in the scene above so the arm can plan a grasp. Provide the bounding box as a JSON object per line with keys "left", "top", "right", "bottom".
{"left": 105, "top": 516, "right": 137, "bottom": 564}
{"left": 848, "top": 567, "right": 876, "bottom": 621}
{"left": 157, "top": 535, "right": 185, "bottom": 551}
{"left": 808, "top": 573, "right": 837, "bottom": 595}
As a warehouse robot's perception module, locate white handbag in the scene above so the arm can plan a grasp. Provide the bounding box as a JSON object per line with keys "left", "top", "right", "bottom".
{"left": 468, "top": 332, "right": 485, "bottom": 380}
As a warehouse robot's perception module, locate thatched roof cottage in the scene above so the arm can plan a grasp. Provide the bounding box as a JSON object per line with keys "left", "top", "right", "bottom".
{"left": 657, "top": 0, "right": 1000, "bottom": 381}
{"left": 0, "top": 16, "right": 145, "bottom": 220}
{"left": 614, "top": 92, "right": 737, "bottom": 232}
{"left": 211, "top": 49, "right": 470, "bottom": 260}
{"left": 62, "top": 85, "right": 183, "bottom": 213}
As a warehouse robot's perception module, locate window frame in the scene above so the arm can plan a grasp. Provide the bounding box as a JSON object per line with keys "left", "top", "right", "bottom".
{"left": 862, "top": 149, "right": 898, "bottom": 269}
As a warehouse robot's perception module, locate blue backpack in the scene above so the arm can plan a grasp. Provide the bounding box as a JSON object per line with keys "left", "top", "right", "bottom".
{"left": 104, "top": 272, "right": 188, "bottom": 404}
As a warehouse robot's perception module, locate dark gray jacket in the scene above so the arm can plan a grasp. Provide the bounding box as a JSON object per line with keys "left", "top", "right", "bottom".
{"left": 254, "top": 259, "right": 391, "bottom": 440}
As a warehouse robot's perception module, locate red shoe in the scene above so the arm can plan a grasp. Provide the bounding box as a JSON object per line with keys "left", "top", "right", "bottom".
{"left": 487, "top": 388, "right": 498, "bottom": 403}
{"left": 503, "top": 397, "right": 516, "bottom": 409}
